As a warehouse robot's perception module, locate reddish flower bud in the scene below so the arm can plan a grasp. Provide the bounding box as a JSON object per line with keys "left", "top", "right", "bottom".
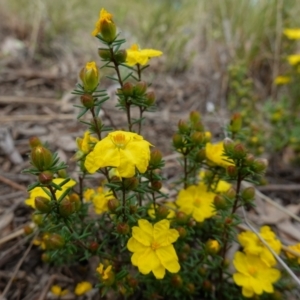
{"left": 35, "top": 197, "right": 51, "bottom": 213}
{"left": 232, "top": 143, "right": 247, "bottom": 159}
{"left": 38, "top": 171, "right": 53, "bottom": 184}
{"left": 245, "top": 153, "right": 255, "bottom": 166}
{"left": 156, "top": 205, "right": 169, "bottom": 218}
{"left": 176, "top": 226, "right": 187, "bottom": 239}
{"left": 186, "top": 283, "right": 195, "bottom": 294}
{"left": 69, "top": 193, "right": 81, "bottom": 211}
{"left": 223, "top": 138, "right": 234, "bottom": 153}
{"left": 182, "top": 243, "right": 191, "bottom": 254}
{"left": 127, "top": 277, "right": 138, "bottom": 289}
{"left": 229, "top": 112, "right": 242, "bottom": 133}
{"left": 226, "top": 165, "right": 238, "bottom": 177}
{"left": 107, "top": 198, "right": 120, "bottom": 213}
{"left": 214, "top": 195, "right": 227, "bottom": 210}
{"left": 225, "top": 217, "right": 233, "bottom": 225}
{"left": 171, "top": 274, "right": 183, "bottom": 288}
{"left": 89, "top": 241, "right": 99, "bottom": 253}
{"left": 193, "top": 121, "right": 204, "bottom": 131}
{"left": 59, "top": 198, "right": 76, "bottom": 217}
{"left": 23, "top": 225, "right": 34, "bottom": 235}
{"left": 122, "top": 82, "right": 134, "bottom": 97}
{"left": 203, "top": 280, "right": 212, "bottom": 292}
{"left": 46, "top": 233, "right": 65, "bottom": 250}
{"left": 175, "top": 211, "right": 189, "bottom": 224}
{"left": 151, "top": 181, "right": 162, "bottom": 191}
{"left": 191, "top": 132, "right": 204, "bottom": 144}
{"left": 29, "top": 136, "right": 42, "bottom": 148}
{"left": 31, "top": 146, "right": 53, "bottom": 171}
{"left": 116, "top": 223, "right": 130, "bottom": 235}
{"left": 123, "top": 177, "right": 139, "bottom": 190}
{"left": 145, "top": 91, "right": 156, "bottom": 106}
{"left": 81, "top": 94, "right": 94, "bottom": 108}
{"left": 129, "top": 205, "right": 137, "bottom": 214}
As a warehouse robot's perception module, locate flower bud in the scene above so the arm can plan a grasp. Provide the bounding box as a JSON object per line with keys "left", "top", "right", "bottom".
{"left": 35, "top": 197, "right": 51, "bottom": 213}
{"left": 186, "top": 283, "right": 195, "bottom": 294}
{"left": 80, "top": 94, "right": 94, "bottom": 108}
{"left": 202, "top": 280, "right": 212, "bottom": 292}
{"left": 223, "top": 138, "right": 234, "bottom": 153}
{"left": 46, "top": 233, "right": 65, "bottom": 250}
{"left": 232, "top": 143, "right": 247, "bottom": 159}
{"left": 189, "top": 111, "right": 201, "bottom": 124}
{"left": 23, "top": 225, "right": 34, "bottom": 235}
{"left": 205, "top": 239, "right": 220, "bottom": 255}
{"left": 225, "top": 187, "right": 236, "bottom": 200}
{"left": 172, "top": 134, "right": 184, "bottom": 148}
{"left": 156, "top": 205, "right": 169, "bottom": 218}
{"left": 79, "top": 61, "right": 100, "bottom": 92}
{"left": 178, "top": 252, "right": 188, "bottom": 261}
{"left": 252, "top": 158, "right": 268, "bottom": 173}
{"left": 149, "top": 150, "right": 163, "bottom": 168}
{"left": 98, "top": 48, "right": 111, "bottom": 60}
{"left": 241, "top": 187, "right": 255, "bottom": 202}
{"left": 59, "top": 198, "right": 76, "bottom": 217}
{"left": 225, "top": 217, "right": 233, "bottom": 225}
{"left": 171, "top": 274, "right": 183, "bottom": 288}
{"left": 116, "top": 223, "right": 130, "bottom": 235}
{"left": 107, "top": 198, "right": 120, "bottom": 213}
{"left": 198, "top": 267, "right": 206, "bottom": 276}
{"left": 182, "top": 243, "right": 191, "bottom": 254}
{"left": 187, "top": 217, "right": 196, "bottom": 227}
{"left": 226, "top": 165, "right": 238, "bottom": 177}
{"left": 38, "top": 171, "right": 53, "bottom": 184}
{"left": 122, "top": 82, "right": 134, "bottom": 97}
{"left": 127, "top": 276, "right": 138, "bottom": 289}
{"left": 29, "top": 136, "right": 42, "bottom": 148}
{"left": 195, "top": 149, "right": 206, "bottom": 162}
{"left": 41, "top": 253, "right": 50, "bottom": 262}
{"left": 244, "top": 153, "right": 255, "bottom": 166}
{"left": 175, "top": 211, "right": 188, "bottom": 224}
{"left": 229, "top": 112, "right": 242, "bottom": 133}
{"left": 57, "top": 169, "right": 67, "bottom": 178}
{"left": 214, "top": 195, "right": 227, "bottom": 210}
{"left": 194, "top": 121, "right": 204, "bottom": 131}
{"left": 145, "top": 91, "right": 156, "bottom": 106}
{"left": 89, "top": 241, "right": 99, "bottom": 253}
{"left": 123, "top": 177, "right": 139, "bottom": 190}
{"left": 69, "top": 193, "right": 81, "bottom": 211}
{"left": 176, "top": 226, "right": 187, "bottom": 239}
{"left": 151, "top": 181, "right": 162, "bottom": 191}
{"left": 191, "top": 132, "right": 204, "bottom": 144}
{"left": 114, "top": 50, "right": 127, "bottom": 64}
{"left": 32, "top": 214, "right": 43, "bottom": 226}
{"left": 97, "top": 9, "right": 117, "bottom": 43}
{"left": 134, "top": 81, "right": 147, "bottom": 96}
{"left": 178, "top": 120, "right": 189, "bottom": 134}
{"left": 204, "top": 131, "right": 212, "bottom": 143}
{"left": 129, "top": 205, "right": 138, "bottom": 214}
{"left": 31, "top": 146, "right": 53, "bottom": 171}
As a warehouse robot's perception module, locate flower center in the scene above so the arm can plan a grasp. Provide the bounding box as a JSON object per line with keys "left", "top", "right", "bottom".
{"left": 193, "top": 198, "right": 201, "bottom": 208}
{"left": 112, "top": 133, "right": 127, "bottom": 149}
{"left": 247, "top": 266, "right": 257, "bottom": 276}
{"left": 151, "top": 241, "right": 160, "bottom": 250}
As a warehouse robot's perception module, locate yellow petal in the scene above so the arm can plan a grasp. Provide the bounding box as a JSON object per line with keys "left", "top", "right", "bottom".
{"left": 156, "top": 245, "right": 180, "bottom": 273}
{"left": 127, "top": 237, "right": 147, "bottom": 253}
{"left": 132, "top": 227, "right": 152, "bottom": 246}
{"left": 242, "top": 287, "right": 254, "bottom": 298}
{"left": 137, "top": 248, "right": 160, "bottom": 275}
{"left": 152, "top": 264, "right": 166, "bottom": 279}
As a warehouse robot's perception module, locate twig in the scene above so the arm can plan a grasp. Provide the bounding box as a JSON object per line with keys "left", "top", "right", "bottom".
{"left": 0, "top": 228, "right": 25, "bottom": 246}
{"left": 0, "top": 175, "right": 27, "bottom": 191}
{"left": 0, "top": 114, "right": 75, "bottom": 123}
{"left": 0, "top": 233, "right": 37, "bottom": 300}
{"left": 0, "top": 96, "right": 60, "bottom": 105}
{"left": 242, "top": 181, "right": 300, "bottom": 223}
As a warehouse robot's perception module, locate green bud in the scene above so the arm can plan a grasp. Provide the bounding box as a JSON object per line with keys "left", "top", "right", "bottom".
{"left": 31, "top": 146, "right": 53, "bottom": 171}
{"left": 205, "top": 239, "right": 220, "bottom": 254}
{"left": 232, "top": 143, "right": 247, "bottom": 159}
{"left": 225, "top": 187, "right": 236, "bottom": 200}
{"left": 195, "top": 148, "right": 206, "bottom": 163}
{"left": 156, "top": 205, "right": 169, "bottom": 218}
{"left": 114, "top": 50, "right": 127, "bottom": 64}
{"left": 176, "top": 226, "right": 187, "bottom": 239}
{"left": 99, "top": 15, "right": 117, "bottom": 43}
{"left": 79, "top": 62, "right": 100, "bottom": 92}
{"left": 191, "top": 132, "right": 204, "bottom": 144}
{"left": 46, "top": 233, "right": 65, "bottom": 250}
{"left": 98, "top": 48, "right": 111, "bottom": 60}
{"left": 129, "top": 205, "right": 137, "bottom": 214}
{"left": 123, "top": 177, "right": 139, "bottom": 190}
{"left": 241, "top": 187, "right": 255, "bottom": 202}
{"left": 32, "top": 214, "right": 43, "bottom": 226}
{"left": 223, "top": 138, "right": 234, "bottom": 153}
{"left": 182, "top": 243, "right": 191, "bottom": 254}
{"left": 178, "top": 120, "right": 189, "bottom": 134}
{"left": 149, "top": 149, "right": 163, "bottom": 168}
{"left": 189, "top": 111, "right": 201, "bottom": 124}
{"left": 175, "top": 211, "right": 188, "bottom": 224}
{"left": 35, "top": 197, "right": 51, "bottom": 213}
{"left": 171, "top": 274, "right": 183, "bottom": 288}
{"left": 57, "top": 169, "right": 67, "bottom": 178}
{"left": 252, "top": 158, "right": 268, "bottom": 173}
{"left": 145, "top": 91, "right": 156, "bottom": 106}
{"left": 80, "top": 94, "right": 94, "bottom": 108}
{"left": 193, "top": 121, "right": 204, "bottom": 131}
{"left": 186, "top": 283, "right": 195, "bottom": 294}
{"left": 69, "top": 193, "right": 81, "bottom": 211}
{"left": 134, "top": 81, "right": 147, "bottom": 96}
{"left": 229, "top": 112, "right": 242, "bottom": 133}
{"left": 172, "top": 134, "right": 184, "bottom": 149}
{"left": 213, "top": 195, "right": 227, "bottom": 210}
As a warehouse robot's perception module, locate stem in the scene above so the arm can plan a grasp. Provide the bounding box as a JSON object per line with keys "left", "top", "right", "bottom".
{"left": 183, "top": 155, "right": 188, "bottom": 189}
{"left": 121, "top": 178, "right": 127, "bottom": 222}
{"left": 78, "top": 174, "right": 85, "bottom": 202}
{"left": 90, "top": 107, "right": 102, "bottom": 140}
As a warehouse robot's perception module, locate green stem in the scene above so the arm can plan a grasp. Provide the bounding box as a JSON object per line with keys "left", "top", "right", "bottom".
{"left": 90, "top": 107, "right": 102, "bottom": 140}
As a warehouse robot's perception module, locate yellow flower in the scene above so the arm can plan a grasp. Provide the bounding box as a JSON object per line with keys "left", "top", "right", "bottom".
{"left": 126, "top": 44, "right": 163, "bottom": 66}
{"left": 92, "top": 8, "right": 116, "bottom": 42}
{"left": 96, "top": 263, "right": 115, "bottom": 285}
{"left": 205, "top": 142, "right": 234, "bottom": 168}
{"left": 205, "top": 239, "right": 220, "bottom": 254}
{"left": 76, "top": 131, "right": 98, "bottom": 155}
{"left": 83, "top": 188, "right": 95, "bottom": 202}
{"left": 233, "top": 251, "right": 280, "bottom": 298}
{"left": 33, "top": 233, "right": 50, "bottom": 250}
{"left": 74, "top": 281, "right": 92, "bottom": 296}
{"left": 283, "top": 28, "right": 300, "bottom": 40}
{"left": 84, "top": 187, "right": 114, "bottom": 214}
{"left": 176, "top": 183, "right": 216, "bottom": 222}
{"left": 274, "top": 75, "right": 291, "bottom": 85}
{"left": 285, "top": 243, "right": 300, "bottom": 263}
{"left": 287, "top": 54, "right": 300, "bottom": 66}
{"left": 51, "top": 285, "right": 69, "bottom": 297}
{"left": 85, "top": 131, "right": 152, "bottom": 178}
{"left": 24, "top": 178, "right": 76, "bottom": 209}
{"left": 238, "top": 226, "right": 281, "bottom": 267}
{"left": 127, "top": 219, "right": 180, "bottom": 279}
